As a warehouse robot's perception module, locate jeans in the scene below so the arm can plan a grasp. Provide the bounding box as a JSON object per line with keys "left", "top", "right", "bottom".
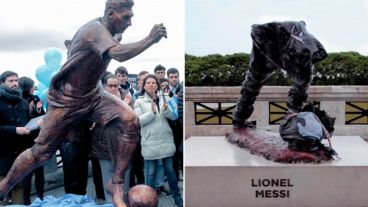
{"left": 155, "top": 160, "right": 164, "bottom": 188}
{"left": 99, "top": 159, "right": 131, "bottom": 203}
{"left": 144, "top": 157, "right": 181, "bottom": 198}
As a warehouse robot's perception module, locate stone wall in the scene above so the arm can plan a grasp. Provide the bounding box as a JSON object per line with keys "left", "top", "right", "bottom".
{"left": 185, "top": 86, "right": 368, "bottom": 139}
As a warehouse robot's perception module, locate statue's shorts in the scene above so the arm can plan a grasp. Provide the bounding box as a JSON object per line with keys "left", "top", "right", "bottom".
{"left": 33, "top": 90, "right": 138, "bottom": 157}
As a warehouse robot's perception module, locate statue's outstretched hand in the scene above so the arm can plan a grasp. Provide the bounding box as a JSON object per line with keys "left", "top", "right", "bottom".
{"left": 149, "top": 23, "right": 167, "bottom": 43}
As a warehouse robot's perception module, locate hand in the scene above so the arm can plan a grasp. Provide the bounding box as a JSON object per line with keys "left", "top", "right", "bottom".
{"left": 124, "top": 93, "right": 132, "bottom": 105}
{"left": 149, "top": 23, "right": 167, "bottom": 43}
{"left": 111, "top": 88, "right": 121, "bottom": 99}
{"left": 163, "top": 102, "right": 168, "bottom": 111}
{"left": 105, "top": 87, "right": 121, "bottom": 99}
{"left": 164, "top": 88, "right": 170, "bottom": 94}
{"left": 37, "top": 119, "right": 44, "bottom": 127}
{"left": 16, "top": 127, "right": 31, "bottom": 135}
{"left": 36, "top": 100, "right": 43, "bottom": 113}
{"left": 36, "top": 100, "right": 43, "bottom": 110}
{"left": 29, "top": 101, "right": 35, "bottom": 112}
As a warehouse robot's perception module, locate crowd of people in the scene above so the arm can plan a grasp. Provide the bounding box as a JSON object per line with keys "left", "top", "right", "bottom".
{"left": 0, "top": 64, "right": 183, "bottom": 206}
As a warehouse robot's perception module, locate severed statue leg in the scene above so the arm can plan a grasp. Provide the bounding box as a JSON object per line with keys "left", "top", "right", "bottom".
{"left": 232, "top": 46, "right": 276, "bottom": 128}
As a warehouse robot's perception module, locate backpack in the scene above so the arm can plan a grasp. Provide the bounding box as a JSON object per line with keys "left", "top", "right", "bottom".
{"left": 279, "top": 112, "right": 337, "bottom": 157}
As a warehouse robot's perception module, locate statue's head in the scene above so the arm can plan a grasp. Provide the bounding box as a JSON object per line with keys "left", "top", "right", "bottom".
{"left": 104, "top": 0, "right": 134, "bottom": 35}
{"left": 105, "top": 0, "right": 134, "bottom": 12}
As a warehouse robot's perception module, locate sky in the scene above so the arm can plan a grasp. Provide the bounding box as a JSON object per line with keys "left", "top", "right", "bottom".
{"left": 186, "top": 0, "right": 368, "bottom": 56}
{"left": 0, "top": 0, "right": 184, "bottom": 83}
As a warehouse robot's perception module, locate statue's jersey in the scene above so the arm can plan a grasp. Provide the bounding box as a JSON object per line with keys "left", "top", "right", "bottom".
{"left": 48, "top": 18, "right": 118, "bottom": 108}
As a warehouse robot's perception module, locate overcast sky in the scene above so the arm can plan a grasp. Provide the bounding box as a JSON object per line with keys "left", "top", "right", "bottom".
{"left": 186, "top": 0, "right": 368, "bottom": 56}
{"left": 0, "top": 0, "right": 184, "bottom": 83}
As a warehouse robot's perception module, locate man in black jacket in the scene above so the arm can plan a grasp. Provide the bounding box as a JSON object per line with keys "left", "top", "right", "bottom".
{"left": 154, "top": 64, "right": 166, "bottom": 81}
{"left": 167, "top": 68, "right": 182, "bottom": 98}
{"left": 115, "top": 66, "right": 135, "bottom": 97}
{"left": 166, "top": 68, "right": 183, "bottom": 180}
{"left": 0, "top": 71, "right": 31, "bottom": 205}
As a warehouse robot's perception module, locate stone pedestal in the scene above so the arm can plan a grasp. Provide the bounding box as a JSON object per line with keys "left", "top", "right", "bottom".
{"left": 185, "top": 136, "right": 368, "bottom": 207}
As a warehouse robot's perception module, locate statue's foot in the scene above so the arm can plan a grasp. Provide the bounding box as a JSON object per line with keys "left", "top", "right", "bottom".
{"left": 0, "top": 184, "right": 7, "bottom": 201}
{"left": 107, "top": 179, "right": 127, "bottom": 207}
{"left": 232, "top": 120, "right": 256, "bottom": 129}
{"left": 0, "top": 191, "right": 7, "bottom": 205}
{"left": 232, "top": 119, "right": 244, "bottom": 129}
{"left": 0, "top": 197, "right": 11, "bottom": 206}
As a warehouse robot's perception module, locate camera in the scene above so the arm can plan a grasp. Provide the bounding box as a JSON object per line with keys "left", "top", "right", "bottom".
{"left": 30, "top": 95, "right": 40, "bottom": 104}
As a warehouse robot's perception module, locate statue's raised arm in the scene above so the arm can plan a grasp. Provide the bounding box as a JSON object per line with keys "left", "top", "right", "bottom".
{"left": 108, "top": 23, "right": 167, "bottom": 62}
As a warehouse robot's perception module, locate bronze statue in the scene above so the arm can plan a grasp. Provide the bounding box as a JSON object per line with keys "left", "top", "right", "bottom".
{"left": 232, "top": 21, "right": 327, "bottom": 128}
{"left": 0, "top": 0, "right": 166, "bottom": 206}
{"left": 226, "top": 21, "right": 336, "bottom": 163}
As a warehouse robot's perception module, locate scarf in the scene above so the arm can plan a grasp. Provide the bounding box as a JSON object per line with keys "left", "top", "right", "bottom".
{"left": 0, "top": 85, "right": 23, "bottom": 103}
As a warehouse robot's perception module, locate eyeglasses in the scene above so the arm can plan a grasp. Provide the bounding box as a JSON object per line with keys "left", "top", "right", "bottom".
{"left": 106, "top": 84, "right": 119, "bottom": 88}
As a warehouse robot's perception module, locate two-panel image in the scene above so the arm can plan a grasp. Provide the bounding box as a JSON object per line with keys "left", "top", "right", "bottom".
{"left": 0, "top": 0, "right": 367, "bottom": 207}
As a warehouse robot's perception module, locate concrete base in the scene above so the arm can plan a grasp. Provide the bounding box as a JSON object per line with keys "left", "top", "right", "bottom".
{"left": 185, "top": 136, "right": 368, "bottom": 207}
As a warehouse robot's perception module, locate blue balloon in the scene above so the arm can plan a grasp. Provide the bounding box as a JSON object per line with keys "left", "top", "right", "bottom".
{"left": 35, "top": 47, "right": 63, "bottom": 111}
{"left": 36, "top": 48, "right": 63, "bottom": 87}
{"left": 35, "top": 65, "right": 52, "bottom": 87}
{"left": 39, "top": 89, "right": 48, "bottom": 111}
{"left": 44, "top": 47, "right": 62, "bottom": 71}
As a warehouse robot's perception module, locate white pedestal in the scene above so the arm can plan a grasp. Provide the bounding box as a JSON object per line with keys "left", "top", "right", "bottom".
{"left": 185, "top": 136, "right": 368, "bottom": 207}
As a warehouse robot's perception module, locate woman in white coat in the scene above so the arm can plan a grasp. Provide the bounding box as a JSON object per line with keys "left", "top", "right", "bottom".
{"left": 134, "top": 74, "right": 182, "bottom": 207}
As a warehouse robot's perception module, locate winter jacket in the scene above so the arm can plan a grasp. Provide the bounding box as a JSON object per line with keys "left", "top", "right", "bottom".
{"left": 0, "top": 90, "right": 31, "bottom": 175}
{"left": 168, "top": 83, "right": 183, "bottom": 150}
{"left": 134, "top": 92, "right": 176, "bottom": 160}
{"left": 168, "top": 83, "right": 183, "bottom": 98}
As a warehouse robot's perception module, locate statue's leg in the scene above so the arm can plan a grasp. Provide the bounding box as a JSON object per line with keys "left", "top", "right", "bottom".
{"left": 232, "top": 46, "right": 276, "bottom": 128}
{"left": 91, "top": 94, "right": 139, "bottom": 207}
{"left": 0, "top": 145, "right": 56, "bottom": 200}
{"left": 0, "top": 108, "right": 72, "bottom": 200}
{"left": 284, "top": 22, "right": 325, "bottom": 112}
{"left": 105, "top": 117, "right": 138, "bottom": 207}
{"left": 287, "top": 67, "right": 312, "bottom": 112}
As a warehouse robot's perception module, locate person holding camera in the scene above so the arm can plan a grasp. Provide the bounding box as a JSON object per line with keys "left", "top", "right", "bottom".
{"left": 18, "top": 76, "right": 45, "bottom": 205}
{"left": 18, "top": 77, "right": 45, "bottom": 118}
